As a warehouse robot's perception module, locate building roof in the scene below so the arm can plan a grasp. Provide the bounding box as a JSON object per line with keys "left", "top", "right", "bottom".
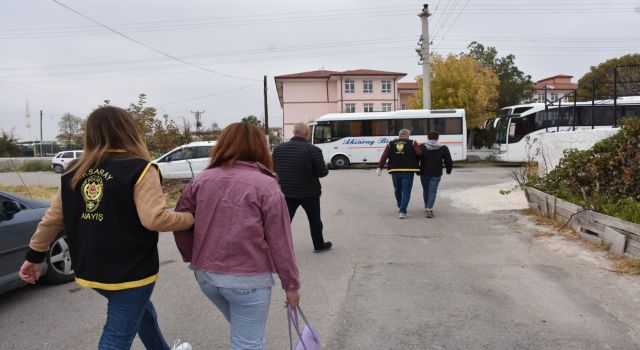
{"left": 534, "top": 74, "right": 577, "bottom": 90}
{"left": 274, "top": 69, "right": 339, "bottom": 79}
{"left": 536, "top": 75, "right": 573, "bottom": 82}
{"left": 274, "top": 69, "right": 408, "bottom": 106}
{"left": 398, "top": 82, "right": 419, "bottom": 90}
{"left": 275, "top": 69, "right": 406, "bottom": 80}
{"left": 534, "top": 82, "right": 578, "bottom": 90}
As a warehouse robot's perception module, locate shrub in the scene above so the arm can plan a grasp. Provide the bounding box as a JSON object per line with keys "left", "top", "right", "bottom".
{"left": 534, "top": 117, "right": 640, "bottom": 223}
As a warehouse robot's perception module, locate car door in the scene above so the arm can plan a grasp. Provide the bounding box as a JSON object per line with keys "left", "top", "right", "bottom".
{"left": 156, "top": 148, "right": 189, "bottom": 179}
{"left": 186, "top": 146, "right": 212, "bottom": 176}
{"left": 58, "top": 151, "right": 75, "bottom": 169}
{"left": 0, "top": 195, "right": 45, "bottom": 286}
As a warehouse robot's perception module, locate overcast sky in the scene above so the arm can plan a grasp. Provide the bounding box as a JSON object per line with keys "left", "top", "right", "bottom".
{"left": 1, "top": 0, "right": 639, "bottom": 141}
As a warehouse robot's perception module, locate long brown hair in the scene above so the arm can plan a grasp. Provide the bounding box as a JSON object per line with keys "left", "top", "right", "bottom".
{"left": 67, "top": 106, "right": 151, "bottom": 188}
{"left": 208, "top": 122, "right": 273, "bottom": 171}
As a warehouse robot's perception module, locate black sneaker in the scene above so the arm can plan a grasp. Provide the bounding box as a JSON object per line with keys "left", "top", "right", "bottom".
{"left": 314, "top": 241, "right": 333, "bottom": 253}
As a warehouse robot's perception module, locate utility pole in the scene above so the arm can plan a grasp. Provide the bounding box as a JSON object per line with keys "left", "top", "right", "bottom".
{"left": 263, "top": 75, "right": 269, "bottom": 136}
{"left": 417, "top": 4, "right": 431, "bottom": 109}
{"left": 190, "top": 110, "right": 204, "bottom": 133}
{"left": 39, "top": 110, "right": 43, "bottom": 157}
{"left": 25, "top": 98, "right": 34, "bottom": 156}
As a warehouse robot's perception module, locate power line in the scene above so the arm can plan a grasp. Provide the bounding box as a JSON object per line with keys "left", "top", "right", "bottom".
{"left": 433, "top": 0, "right": 470, "bottom": 51}
{"left": 49, "top": 0, "right": 260, "bottom": 82}
{"left": 1, "top": 35, "right": 417, "bottom": 72}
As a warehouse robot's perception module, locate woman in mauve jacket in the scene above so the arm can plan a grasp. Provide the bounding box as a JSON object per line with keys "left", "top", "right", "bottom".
{"left": 174, "top": 122, "right": 300, "bottom": 350}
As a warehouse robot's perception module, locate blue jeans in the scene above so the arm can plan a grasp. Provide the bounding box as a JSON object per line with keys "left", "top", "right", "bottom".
{"left": 95, "top": 283, "right": 170, "bottom": 350}
{"left": 195, "top": 272, "right": 272, "bottom": 350}
{"left": 391, "top": 172, "right": 414, "bottom": 214}
{"left": 420, "top": 175, "right": 442, "bottom": 209}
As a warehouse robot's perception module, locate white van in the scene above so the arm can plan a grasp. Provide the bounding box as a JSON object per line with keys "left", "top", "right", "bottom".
{"left": 153, "top": 141, "right": 216, "bottom": 179}
{"left": 51, "top": 150, "right": 83, "bottom": 173}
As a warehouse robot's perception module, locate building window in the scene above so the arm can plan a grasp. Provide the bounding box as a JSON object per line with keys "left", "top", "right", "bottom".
{"left": 562, "top": 96, "right": 569, "bottom": 103}
{"left": 537, "top": 92, "right": 544, "bottom": 102}
{"left": 363, "top": 103, "right": 374, "bottom": 112}
{"left": 382, "top": 103, "right": 392, "bottom": 112}
{"left": 363, "top": 80, "right": 373, "bottom": 93}
{"left": 345, "top": 79, "right": 354, "bottom": 93}
{"left": 345, "top": 103, "right": 356, "bottom": 113}
{"left": 401, "top": 104, "right": 407, "bottom": 110}
{"left": 550, "top": 92, "right": 558, "bottom": 102}
{"left": 381, "top": 80, "right": 391, "bottom": 93}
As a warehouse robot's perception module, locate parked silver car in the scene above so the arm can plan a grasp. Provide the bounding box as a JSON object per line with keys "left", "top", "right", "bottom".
{"left": 0, "top": 191, "right": 74, "bottom": 294}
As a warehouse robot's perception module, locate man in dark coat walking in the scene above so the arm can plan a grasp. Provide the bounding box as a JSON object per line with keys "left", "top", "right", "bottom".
{"left": 273, "top": 122, "right": 332, "bottom": 253}
{"left": 419, "top": 131, "right": 453, "bottom": 218}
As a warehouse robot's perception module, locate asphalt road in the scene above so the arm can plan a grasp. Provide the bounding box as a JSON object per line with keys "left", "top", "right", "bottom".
{"left": 2, "top": 166, "right": 640, "bottom": 349}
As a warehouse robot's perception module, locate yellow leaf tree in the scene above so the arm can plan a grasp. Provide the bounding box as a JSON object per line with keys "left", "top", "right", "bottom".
{"left": 408, "top": 54, "right": 500, "bottom": 128}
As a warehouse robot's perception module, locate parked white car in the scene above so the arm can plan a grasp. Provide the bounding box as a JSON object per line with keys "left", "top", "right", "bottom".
{"left": 153, "top": 141, "right": 216, "bottom": 179}
{"left": 51, "top": 150, "right": 83, "bottom": 173}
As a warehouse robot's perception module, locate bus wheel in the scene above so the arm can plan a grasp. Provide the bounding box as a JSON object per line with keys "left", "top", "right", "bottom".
{"left": 331, "top": 155, "right": 350, "bottom": 168}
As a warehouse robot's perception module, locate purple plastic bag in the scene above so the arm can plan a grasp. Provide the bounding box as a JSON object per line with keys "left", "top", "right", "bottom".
{"left": 288, "top": 305, "right": 320, "bottom": 350}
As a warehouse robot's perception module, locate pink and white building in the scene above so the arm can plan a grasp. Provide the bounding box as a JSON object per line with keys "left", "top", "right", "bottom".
{"left": 275, "top": 69, "right": 418, "bottom": 140}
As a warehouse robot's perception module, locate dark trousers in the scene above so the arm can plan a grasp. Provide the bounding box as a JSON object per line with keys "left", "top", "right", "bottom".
{"left": 285, "top": 197, "right": 326, "bottom": 250}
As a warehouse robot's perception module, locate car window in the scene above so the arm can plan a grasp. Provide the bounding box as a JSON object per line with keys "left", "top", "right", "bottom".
{"left": 61, "top": 152, "right": 74, "bottom": 158}
{"left": 167, "top": 149, "right": 186, "bottom": 162}
{"left": 54, "top": 153, "right": 62, "bottom": 158}
{"left": 189, "top": 146, "right": 211, "bottom": 159}
{"left": 75, "top": 151, "right": 83, "bottom": 158}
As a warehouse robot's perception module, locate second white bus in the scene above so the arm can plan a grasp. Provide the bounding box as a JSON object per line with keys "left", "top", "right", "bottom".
{"left": 310, "top": 109, "right": 467, "bottom": 167}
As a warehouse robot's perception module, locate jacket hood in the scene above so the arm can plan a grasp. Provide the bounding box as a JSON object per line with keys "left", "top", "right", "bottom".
{"left": 424, "top": 140, "right": 443, "bottom": 150}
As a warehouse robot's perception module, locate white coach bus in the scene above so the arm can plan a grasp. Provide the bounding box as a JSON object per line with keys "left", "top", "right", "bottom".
{"left": 492, "top": 97, "right": 640, "bottom": 162}
{"left": 309, "top": 109, "right": 467, "bottom": 168}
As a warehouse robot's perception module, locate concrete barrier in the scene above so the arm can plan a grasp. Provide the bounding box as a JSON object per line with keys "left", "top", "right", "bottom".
{"left": 525, "top": 187, "right": 640, "bottom": 257}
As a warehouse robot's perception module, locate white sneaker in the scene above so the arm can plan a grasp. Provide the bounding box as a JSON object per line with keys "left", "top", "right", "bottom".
{"left": 172, "top": 340, "right": 192, "bottom": 350}
{"left": 398, "top": 213, "right": 407, "bottom": 219}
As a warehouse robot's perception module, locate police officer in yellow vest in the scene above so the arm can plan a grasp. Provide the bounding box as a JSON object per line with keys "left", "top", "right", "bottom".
{"left": 376, "top": 129, "right": 423, "bottom": 219}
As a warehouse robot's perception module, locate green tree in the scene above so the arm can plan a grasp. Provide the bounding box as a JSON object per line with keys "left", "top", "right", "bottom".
{"left": 576, "top": 54, "right": 640, "bottom": 101}
{"left": 241, "top": 115, "right": 263, "bottom": 128}
{"left": 152, "top": 114, "right": 184, "bottom": 154}
{"left": 409, "top": 54, "right": 500, "bottom": 128}
{"left": 0, "top": 130, "right": 20, "bottom": 157}
{"left": 464, "top": 41, "right": 534, "bottom": 110}
{"left": 209, "top": 122, "right": 222, "bottom": 140}
{"left": 127, "top": 94, "right": 157, "bottom": 145}
{"left": 57, "top": 113, "right": 84, "bottom": 149}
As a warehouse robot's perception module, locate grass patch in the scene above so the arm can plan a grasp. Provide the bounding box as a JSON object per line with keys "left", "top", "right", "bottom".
{"left": 607, "top": 253, "right": 640, "bottom": 275}
{"left": 2, "top": 181, "right": 189, "bottom": 208}
{"left": 520, "top": 208, "right": 577, "bottom": 238}
{"left": 162, "top": 180, "right": 189, "bottom": 208}
{"left": 0, "top": 185, "right": 58, "bottom": 201}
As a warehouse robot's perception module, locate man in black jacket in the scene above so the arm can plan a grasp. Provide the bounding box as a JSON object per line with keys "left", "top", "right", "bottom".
{"left": 419, "top": 131, "right": 453, "bottom": 218}
{"left": 273, "top": 122, "right": 332, "bottom": 253}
